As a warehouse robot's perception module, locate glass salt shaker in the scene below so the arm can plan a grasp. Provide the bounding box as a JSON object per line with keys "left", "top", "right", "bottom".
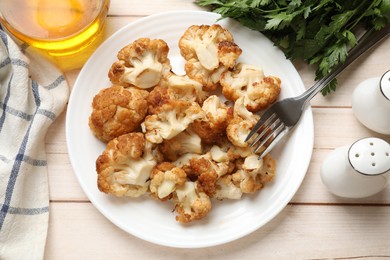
{"left": 352, "top": 70, "right": 390, "bottom": 135}
{"left": 320, "top": 137, "right": 390, "bottom": 198}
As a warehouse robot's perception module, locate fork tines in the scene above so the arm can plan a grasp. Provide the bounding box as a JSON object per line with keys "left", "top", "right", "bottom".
{"left": 246, "top": 112, "right": 287, "bottom": 159}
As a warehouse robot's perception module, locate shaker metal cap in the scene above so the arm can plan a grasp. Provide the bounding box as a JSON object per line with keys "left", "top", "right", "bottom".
{"left": 380, "top": 70, "right": 390, "bottom": 100}
{"left": 348, "top": 137, "right": 390, "bottom": 175}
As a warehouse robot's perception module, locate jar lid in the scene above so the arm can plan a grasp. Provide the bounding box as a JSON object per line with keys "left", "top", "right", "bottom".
{"left": 348, "top": 137, "right": 390, "bottom": 175}
{"left": 380, "top": 70, "right": 390, "bottom": 100}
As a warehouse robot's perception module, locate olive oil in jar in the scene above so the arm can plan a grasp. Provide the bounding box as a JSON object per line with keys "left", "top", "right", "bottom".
{"left": 0, "top": 0, "right": 110, "bottom": 70}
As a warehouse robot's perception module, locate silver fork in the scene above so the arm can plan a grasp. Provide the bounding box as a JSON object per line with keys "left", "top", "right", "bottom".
{"left": 246, "top": 24, "right": 390, "bottom": 159}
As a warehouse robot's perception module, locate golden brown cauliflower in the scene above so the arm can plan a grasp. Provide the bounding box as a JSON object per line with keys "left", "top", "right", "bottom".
{"left": 142, "top": 100, "right": 205, "bottom": 144}
{"left": 160, "top": 71, "right": 210, "bottom": 104}
{"left": 89, "top": 85, "right": 149, "bottom": 142}
{"left": 149, "top": 162, "right": 187, "bottom": 201}
{"left": 221, "top": 63, "right": 281, "bottom": 112}
{"left": 159, "top": 130, "right": 203, "bottom": 161}
{"left": 227, "top": 145, "right": 256, "bottom": 161}
{"left": 187, "top": 152, "right": 230, "bottom": 197}
{"left": 108, "top": 38, "right": 171, "bottom": 89}
{"left": 96, "top": 133, "right": 157, "bottom": 197}
{"left": 214, "top": 174, "right": 243, "bottom": 200}
{"left": 146, "top": 76, "right": 208, "bottom": 115}
{"left": 146, "top": 86, "right": 172, "bottom": 115}
{"left": 232, "top": 154, "right": 276, "bottom": 194}
{"left": 212, "top": 141, "right": 276, "bottom": 199}
{"left": 226, "top": 97, "right": 260, "bottom": 148}
{"left": 188, "top": 157, "right": 218, "bottom": 196}
{"left": 179, "top": 24, "right": 242, "bottom": 91}
{"left": 191, "top": 95, "right": 233, "bottom": 145}
{"left": 184, "top": 61, "right": 228, "bottom": 92}
{"left": 174, "top": 181, "right": 212, "bottom": 223}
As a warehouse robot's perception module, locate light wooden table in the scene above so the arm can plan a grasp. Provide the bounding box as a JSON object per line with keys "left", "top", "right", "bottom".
{"left": 44, "top": 1, "right": 390, "bottom": 259}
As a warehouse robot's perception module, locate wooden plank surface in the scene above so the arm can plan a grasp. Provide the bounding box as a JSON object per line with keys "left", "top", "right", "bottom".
{"left": 44, "top": 0, "right": 390, "bottom": 258}
{"left": 44, "top": 203, "right": 390, "bottom": 259}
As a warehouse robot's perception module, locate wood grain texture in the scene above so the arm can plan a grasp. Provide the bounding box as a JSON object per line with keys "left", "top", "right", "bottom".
{"left": 45, "top": 203, "right": 390, "bottom": 259}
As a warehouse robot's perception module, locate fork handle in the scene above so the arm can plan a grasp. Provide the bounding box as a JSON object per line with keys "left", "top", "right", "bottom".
{"left": 299, "top": 24, "right": 390, "bottom": 106}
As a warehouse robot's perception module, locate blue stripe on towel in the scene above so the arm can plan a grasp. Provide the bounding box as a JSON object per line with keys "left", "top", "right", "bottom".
{"left": 0, "top": 204, "right": 49, "bottom": 215}
{"left": 0, "top": 101, "right": 33, "bottom": 120}
{"left": 11, "top": 58, "right": 28, "bottom": 68}
{"left": 0, "top": 57, "right": 10, "bottom": 68}
{"left": 0, "top": 102, "right": 57, "bottom": 122}
{"left": 0, "top": 30, "right": 8, "bottom": 49}
{"left": 45, "top": 75, "right": 65, "bottom": 90}
{"left": 0, "top": 79, "right": 41, "bottom": 230}
{"left": 0, "top": 73, "right": 13, "bottom": 132}
{"left": 37, "top": 109, "right": 56, "bottom": 121}
{"left": 0, "top": 154, "right": 47, "bottom": 166}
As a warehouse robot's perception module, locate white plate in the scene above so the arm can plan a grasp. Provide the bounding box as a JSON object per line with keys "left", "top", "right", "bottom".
{"left": 66, "top": 10, "right": 314, "bottom": 248}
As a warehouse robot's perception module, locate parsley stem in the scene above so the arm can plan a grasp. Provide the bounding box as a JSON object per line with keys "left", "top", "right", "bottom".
{"left": 346, "top": 0, "right": 381, "bottom": 30}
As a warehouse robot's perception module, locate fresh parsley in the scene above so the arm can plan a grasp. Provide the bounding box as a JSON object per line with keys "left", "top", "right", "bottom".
{"left": 196, "top": 0, "right": 390, "bottom": 95}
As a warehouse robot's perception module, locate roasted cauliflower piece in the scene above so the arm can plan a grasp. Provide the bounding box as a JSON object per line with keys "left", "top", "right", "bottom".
{"left": 147, "top": 74, "right": 208, "bottom": 115}
{"left": 159, "top": 130, "right": 203, "bottom": 161}
{"left": 226, "top": 97, "right": 260, "bottom": 148}
{"left": 160, "top": 71, "right": 210, "bottom": 104}
{"left": 89, "top": 85, "right": 149, "bottom": 142}
{"left": 227, "top": 145, "right": 255, "bottom": 161}
{"left": 215, "top": 174, "right": 243, "bottom": 200}
{"left": 108, "top": 38, "right": 171, "bottom": 89}
{"left": 146, "top": 86, "right": 172, "bottom": 115}
{"left": 184, "top": 60, "right": 228, "bottom": 92}
{"left": 174, "top": 181, "right": 212, "bottom": 223}
{"left": 171, "top": 152, "right": 201, "bottom": 178}
{"left": 179, "top": 24, "right": 241, "bottom": 70}
{"left": 189, "top": 157, "right": 219, "bottom": 196}
{"left": 191, "top": 95, "right": 233, "bottom": 144}
{"left": 142, "top": 100, "right": 205, "bottom": 144}
{"left": 232, "top": 154, "right": 276, "bottom": 193}
{"left": 179, "top": 24, "right": 242, "bottom": 91}
{"left": 149, "top": 162, "right": 187, "bottom": 201}
{"left": 96, "top": 133, "right": 157, "bottom": 197}
{"left": 188, "top": 152, "right": 230, "bottom": 197}
{"left": 221, "top": 63, "right": 281, "bottom": 112}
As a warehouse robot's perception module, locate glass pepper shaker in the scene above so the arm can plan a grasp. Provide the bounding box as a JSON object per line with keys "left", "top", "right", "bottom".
{"left": 320, "top": 137, "right": 390, "bottom": 198}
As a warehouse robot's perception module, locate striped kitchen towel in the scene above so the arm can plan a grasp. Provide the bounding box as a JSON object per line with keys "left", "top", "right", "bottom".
{"left": 0, "top": 28, "right": 69, "bottom": 259}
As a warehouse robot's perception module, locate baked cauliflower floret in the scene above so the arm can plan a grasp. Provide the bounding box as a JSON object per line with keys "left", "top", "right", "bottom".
{"left": 179, "top": 24, "right": 242, "bottom": 91}
{"left": 221, "top": 63, "right": 281, "bottom": 112}
{"left": 171, "top": 153, "right": 202, "bottom": 178}
{"left": 174, "top": 181, "right": 212, "bottom": 223}
{"left": 184, "top": 61, "right": 228, "bottom": 91}
{"left": 89, "top": 85, "right": 149, "bottom": 142}
{"left": 108, "top": 38, "right": 171, "bottom": 89}
{"left": 226, "top": 97, "right": 260, "bottom": 148}
{"left": 191, "top": 95, "right": 233, "bottom": 144}
{"left": 149, "top": 162, "right": 187, "bottom": 201}
{"left": 188, "top": 152, "right": 230, "bottom": 197}
{"left": 215, "top": 174, "right": 243, "bottom": 200}
{"left": 159, "top": 130, "right": 203, "bottom": 161}
{"left": 96, "top": 133, "right": 157, "bottom": 197}
{"left": 147, "top": 76, "right": 208, "bottom": 115}
{"left": 179, "top": 24, "right": 241, "bottom": 70}
{"left": 142, "top": 100, "right": 205, "bottom": 144}
{"left": 232, "top": 154, "right": 276, "bottom": 194}
{"left": 146, "top": 86, "right": 172, "bottom": 115}
{"left": 160, "top": 71, "right": 209, "bottom": 104}
{"left": 227, "top": 145, "right": 255, "bottom": 161}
